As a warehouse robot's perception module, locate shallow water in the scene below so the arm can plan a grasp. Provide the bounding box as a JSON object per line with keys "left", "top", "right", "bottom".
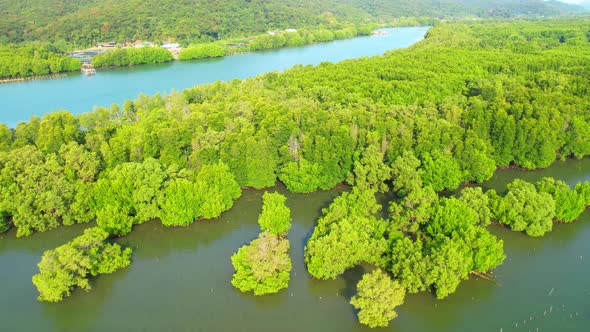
{"left": 1, "top": 159, "right": 588, "bottom": 331}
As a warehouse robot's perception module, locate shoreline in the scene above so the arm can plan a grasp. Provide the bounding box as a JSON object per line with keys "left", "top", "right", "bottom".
{"left": 0, "top": 73, "right": 70, "bottom": 84}
{"left": 1, "top": 25, "right": 429, "bottom": 84}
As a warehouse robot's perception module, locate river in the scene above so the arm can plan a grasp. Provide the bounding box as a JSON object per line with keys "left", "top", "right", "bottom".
{"left": 0, "top": 27, "right": 428, "bottom": 127}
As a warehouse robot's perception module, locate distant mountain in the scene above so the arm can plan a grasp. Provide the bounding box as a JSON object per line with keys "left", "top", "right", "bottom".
{"left": 0, "top": 0, "right": 585, "bottom": 47}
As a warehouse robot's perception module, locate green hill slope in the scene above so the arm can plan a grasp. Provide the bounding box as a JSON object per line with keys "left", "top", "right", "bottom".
{"left": 0, "top": 0, "right": 584, "bottom": 47}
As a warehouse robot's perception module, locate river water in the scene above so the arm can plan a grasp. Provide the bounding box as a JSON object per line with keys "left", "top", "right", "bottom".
{"left": 1, "top": 26, "right": 589, "bottom": 331}
{"left": 0, "top": 159, "right": 588, "bottom": 332}
{"left": 0, "top": 27, "right": 428, "bottom": 127}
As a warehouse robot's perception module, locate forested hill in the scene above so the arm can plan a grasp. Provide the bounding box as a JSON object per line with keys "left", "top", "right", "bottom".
{"left": 0, "top": 0, "right": 585, "bottom": 47}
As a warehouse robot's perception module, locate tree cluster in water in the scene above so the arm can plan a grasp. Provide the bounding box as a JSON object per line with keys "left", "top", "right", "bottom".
{"left": 0, "top": 20, "right": 589, "bottom": 326}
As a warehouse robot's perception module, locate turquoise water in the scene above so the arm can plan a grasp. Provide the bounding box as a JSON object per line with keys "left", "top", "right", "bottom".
{"left": 0, "top": 27, "right": 428, "bottom": 127}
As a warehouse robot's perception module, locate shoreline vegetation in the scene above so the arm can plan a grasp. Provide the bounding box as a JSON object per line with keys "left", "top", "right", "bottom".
{"left": 0, "top": 22, "right": 419, "bottom": 82}
{"left": 0, "top": 44, "right": 82, "bottom": 80}
{"left": 89, "top": 24, "right": 383, "bottom": 68}
{"left": 0, "top": 17, "right": 589, "bottom": 328}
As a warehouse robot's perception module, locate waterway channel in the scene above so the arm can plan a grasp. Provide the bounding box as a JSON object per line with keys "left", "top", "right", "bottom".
{"left": 0, "top": 27, "right": 428, "bottom": 127}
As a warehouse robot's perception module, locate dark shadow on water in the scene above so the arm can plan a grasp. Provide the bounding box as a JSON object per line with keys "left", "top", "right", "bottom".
{"left": 42, "top": 265, "right": 131, "bottom": 332}
{"left": 0, "top": 222, "right": 92, "bottom": 254}
{"left": 339, "top": 265, "right": 367, "bottom": 301}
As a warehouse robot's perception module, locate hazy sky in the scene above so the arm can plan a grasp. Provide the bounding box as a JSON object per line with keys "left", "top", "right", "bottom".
{"left": 553, "top": 0, "right": 585, "bottom": 3}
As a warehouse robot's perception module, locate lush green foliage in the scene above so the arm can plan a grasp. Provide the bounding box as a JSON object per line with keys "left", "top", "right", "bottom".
{"left": 536, "top": 177, "right": 590, "bottom": 223}
{"left": 0, "top": 19, "right": 589, "bottom": 312}
{"left": 92, "top": 158, "right": 167, "bottom": 236}
{"left": 178, "top": 44, "right": 225, "bottom": 60}
{"left": 232, "top": 192, "right": 292, "bottom": 295}
{"left": 489, "top": 179, "right": 556, "bottom": 237}
{"left": 389, "top": 186, "right": 505, "bottom": 299}
{"left": 231, "top": 231, "right": 292, "bottom": 295}
{"left": 0, "top": 43, "right": 80, "bottom": 79}
{"left": 158, "top": 177, "right": 201, "bottom": 227}
{"left": 194, "top": 162, "right": 242, "bottom": 219}
{"left": 258, "top": 192, "right": 291, "bottom": 235}
{"left": 31, "top": 227, "right": 132, "bottom": 302}
{"left": 488, "top": 177, "right": 590, "bottom": 236}
{"left": 1, "top": 0, "right": 583, "bottom": 47}
{"left": 350, "top": 269, "right": 405, "bottom": 328}
{"left": 91, "top": 47, "right": 173, "bottom": 67}
{"left": 0, "top": 127, "right": 99, "bottom": 237}
{"left": 0, "top": 20, "right": 587, "bottom": 242}
{"left": 305, "top": 189, "right": 388, "bottom": 280}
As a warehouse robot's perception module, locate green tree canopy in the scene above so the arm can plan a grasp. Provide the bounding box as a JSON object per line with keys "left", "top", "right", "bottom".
{"left": 194, "top": 162, "right": 242, "bottom": 219}
{"left": 32, "top": 227, "right": 132, "bottom": 302}
{"left": 92, "top": 158, "right": 167, "bottom": 236}
{"left": 258, "top": 192, "right": 292, "bottom": 235}
{"left": 536, "top": 177, "right": 589, "bottom": 223}
{"left": 305, "top": 189, "right": 388, "bottom": 279}
{"left": 350, "top": 269, "right": 406, "bottom": 328}
{"left": 489, "top": 179, "right": 556, "bottom": 237}
{"left": 231, "top": 232, "right": 291, "bottom": 295}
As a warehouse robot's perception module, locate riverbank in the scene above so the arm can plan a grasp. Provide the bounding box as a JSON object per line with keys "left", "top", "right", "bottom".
{"left": 0, "top": 73, "right": 69, "bottom": 84}
{"left": 0, "top": 26, "right": 429, "bottom": 126}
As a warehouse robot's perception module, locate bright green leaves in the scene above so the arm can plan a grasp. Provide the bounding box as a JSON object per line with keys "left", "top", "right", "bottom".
{"left": 348, "top": 145, "right": 391, "bottom": 193}
{"left": 158, "top": 178, "right": 201, "bottom": 227}
{"left": 389, "top": 186, "right": 505, "bottom": 299}
{"left": 389, "top": 237, "right": 429, "bottom": 293}
{"left": 489, "top": 179, "right": 555, "bottom": 237}
{"left": 231, "top": 232, "right": 292, "bottom": 295}
{"left": 258, "top": 192, "right": 291, "bottom": 235}
{"left": 421, "top": 150, "right": 463, "bottom": 192}
{"left": 32, "top": 227, "right": 132, "bottom": 302}
{"left": 158, "top": 162, "right": 242, "bottom": 226}
{"left": 92, "top": 47, "right": 173, "bottom": 67}
{"left": 459, "top": 187, "right": 492, "bottom": 227}
{"left": 426, "top": 238, "right": 472, "bottom": 299}
{"left": 36, "top": 111, "right": 81, "bottom": 155}
{"left": 390, "top": 151, "right": 423, "bottom": 197}
{"left": 389, "top": 186, "right": 438, "bottom": 233}
{"left": 563, "top": 116, "right": 590, "bottom": 159}
{"left": 194, "top": 162, "right": 242, "bottom": 219}
{"left": 0, "top": 144, "right": 97, "bottom": 237}
{"left": 231, "top": 193, "right": 292, "bottom": 295}
{"left": 536, "top": 177, "right": 590, "bottom": 223}
{"left": 305, "top": 189, "right": 388, "bottom": 280}
{"left": 178, "top": 44, "right": 225, "bottom": 60}
{"left": 92, "top": 158, "right": 167, "bottom": 236}
{"left": 350, "top": 269, "right": 406, "bottom": 328}
{"left": 279, "top": 158, "right": 323, "bottom": 193}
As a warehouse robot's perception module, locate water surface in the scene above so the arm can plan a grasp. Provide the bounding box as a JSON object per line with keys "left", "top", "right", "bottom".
{"left": 0, "top": 27, "right": 428, "bottom": 127}
{"left": 1, "top": 159, "right": 588, "bottom": 332}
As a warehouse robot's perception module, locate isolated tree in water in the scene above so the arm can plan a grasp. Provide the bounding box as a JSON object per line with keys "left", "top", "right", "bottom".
{"left": 231, "top": 192, "right": 292, "bottom": 295}
{"left": 350, "top": 269, "right": 406, "bottom": 328}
